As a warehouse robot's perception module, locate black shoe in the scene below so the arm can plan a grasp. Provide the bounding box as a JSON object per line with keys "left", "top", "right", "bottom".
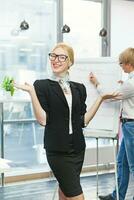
{"left": 99, "top": 194, "right": 114, "bottom": 200}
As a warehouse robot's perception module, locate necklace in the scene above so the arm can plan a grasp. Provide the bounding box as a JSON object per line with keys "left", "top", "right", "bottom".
{"left": 49, "top": 72, "right": 70, "bottom": 94}
{"left": 58, "top": 79, "right": 70, "bottom": 94}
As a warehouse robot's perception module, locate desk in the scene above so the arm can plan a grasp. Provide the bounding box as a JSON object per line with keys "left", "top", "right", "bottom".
{"left": 0, "top": 96, "right": 36, "bottom": 186}
{"left": 0, "top": 158, "right": 11, "bottom": 170}
{"left": 84, "top": 129, "right": 119, "bottom": 200}
{"left": 0, "top": 158, "right": 12, "bottom": 186}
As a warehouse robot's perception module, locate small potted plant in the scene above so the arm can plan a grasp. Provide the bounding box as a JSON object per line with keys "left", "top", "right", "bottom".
{"left": 1, "top": 76, "right": 15, "bottom": 96}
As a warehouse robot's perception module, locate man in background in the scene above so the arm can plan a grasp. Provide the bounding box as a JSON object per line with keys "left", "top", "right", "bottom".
{"left": 89, "top": 47, "right": 134, "bottom": 200}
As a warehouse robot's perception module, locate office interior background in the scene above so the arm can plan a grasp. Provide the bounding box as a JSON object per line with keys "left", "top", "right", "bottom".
{"left": 0, "top": 0, "right": 134, "bottom": 187}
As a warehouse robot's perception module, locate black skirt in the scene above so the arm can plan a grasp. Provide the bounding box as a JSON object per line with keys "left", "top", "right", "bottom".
{"left": 46, "top": 139, "right": 85, "bottom": 197}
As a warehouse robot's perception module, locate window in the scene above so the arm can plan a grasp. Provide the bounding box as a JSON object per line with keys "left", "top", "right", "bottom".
{"left": 63, "top": 0, "right": 102, "bottom": 58}
{"left": 0, "top": 0, "right": 57, "bottom": 179}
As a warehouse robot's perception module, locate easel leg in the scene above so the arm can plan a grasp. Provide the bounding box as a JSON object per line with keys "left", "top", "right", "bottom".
{"left": 0, "top": 103, "right": 5, "bottom": 186}
{"left": 113, "top": 139, "right": 119, "bottom": 200}
{"left": 96, "top": 138, "right": 99, "bottom": 199}
{"left": 1, "top": 173, "right": 4, "bottom": 186}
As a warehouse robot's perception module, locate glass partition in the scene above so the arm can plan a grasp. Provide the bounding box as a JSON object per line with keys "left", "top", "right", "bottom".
{"left": 3, "top": 102, "right": 50, "bottom": 175}
{"left": 0, "top": 0, "right": 57, "bottom": 179}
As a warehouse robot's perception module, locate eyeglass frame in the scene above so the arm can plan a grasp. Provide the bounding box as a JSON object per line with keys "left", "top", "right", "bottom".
{"left": 119, "top": 62, "right": 130, "bottom": 67}
{"left": 119, "top": 62, "right": 123, "bottom": 66}
{"left": 119, "top": 62, "right": 127, "bottom": 67}
{"left": 48, "top": 53, "right": 68, "bottom": 62}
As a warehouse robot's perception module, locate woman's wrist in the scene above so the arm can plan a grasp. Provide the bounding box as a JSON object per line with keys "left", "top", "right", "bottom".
{"left": 98, "top": 95, "right": 103, "bottom": 103}
{"left": 29, "top": 86, "right": 35, "bottom": 95}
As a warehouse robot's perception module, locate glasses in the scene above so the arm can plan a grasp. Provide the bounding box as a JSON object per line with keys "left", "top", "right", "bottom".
{"left": 48, "top": 53, "right": 68, "bottom": 62}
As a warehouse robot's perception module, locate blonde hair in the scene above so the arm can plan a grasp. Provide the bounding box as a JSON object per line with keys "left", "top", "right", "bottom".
{"left": 119, "top": 47, "right": 134, "bottom": 67}
{"left": 52, "top": 42, "right": 74, "bottom": 66}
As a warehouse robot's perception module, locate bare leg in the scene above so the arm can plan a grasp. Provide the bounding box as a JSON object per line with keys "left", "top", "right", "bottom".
{"left": 58, "top": 187, "right": 84, "bottom": 200}
{"left": 66, "top": 193, "right": 85, "bottom": 200}
{"left": 59, "top": 187, "right": 67, "bottom": 200}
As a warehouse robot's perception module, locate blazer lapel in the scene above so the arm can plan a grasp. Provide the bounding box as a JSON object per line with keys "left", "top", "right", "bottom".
{"left": 49, "top": 80, "right": 68, "bottom": 106}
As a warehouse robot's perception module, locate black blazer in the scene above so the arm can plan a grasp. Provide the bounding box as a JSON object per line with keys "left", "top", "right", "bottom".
{"left": 34, "top": 79, "right": 87, "bottom": 152}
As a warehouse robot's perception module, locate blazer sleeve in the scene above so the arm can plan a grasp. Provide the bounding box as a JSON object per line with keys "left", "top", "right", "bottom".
{"left": 79, "top": 84, "right": 87, "bottom": 128}
{"left": 33, "top": 80, "right": 49, "bottom": 113}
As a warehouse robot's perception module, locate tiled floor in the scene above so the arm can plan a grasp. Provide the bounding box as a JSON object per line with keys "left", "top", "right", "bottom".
{"left": 0, "top": 172, "right": 134, "bottom": 200}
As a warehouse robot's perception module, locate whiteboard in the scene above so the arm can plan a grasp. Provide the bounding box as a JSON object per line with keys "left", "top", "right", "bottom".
{"left": 70, "top": 57, "right": 122, "bottom": 138}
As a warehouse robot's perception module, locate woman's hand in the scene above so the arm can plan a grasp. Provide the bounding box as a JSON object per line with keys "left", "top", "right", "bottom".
{"left": 101, "top": 92, "right": 122, "bottom": 100}
{"left": 14, "top": 82, "right": 34, "bottom": 93}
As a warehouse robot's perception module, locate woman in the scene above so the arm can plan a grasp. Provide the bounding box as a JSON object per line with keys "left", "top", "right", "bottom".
{"left": 15, "top": 43, "right": 119, "bottom": 200}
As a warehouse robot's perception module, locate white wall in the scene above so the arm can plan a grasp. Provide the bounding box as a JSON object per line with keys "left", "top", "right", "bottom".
{"left": 111, "top": 0, "right": 134, "bottom": 56}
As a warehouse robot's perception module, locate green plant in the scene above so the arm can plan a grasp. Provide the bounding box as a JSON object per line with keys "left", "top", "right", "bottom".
{"left": 2, "top": 76, "right": 15, "bottom": 96}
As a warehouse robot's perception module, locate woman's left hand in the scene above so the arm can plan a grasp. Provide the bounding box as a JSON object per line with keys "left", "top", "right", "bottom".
{"left": 101, "top": 92, "right": 122, "bottom": 100}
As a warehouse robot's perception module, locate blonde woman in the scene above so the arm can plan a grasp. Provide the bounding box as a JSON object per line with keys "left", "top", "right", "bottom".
{"left": 15, "top": 43, "right": 119, "bottom": 200}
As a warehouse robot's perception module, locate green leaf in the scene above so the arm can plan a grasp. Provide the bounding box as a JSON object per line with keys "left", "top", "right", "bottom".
{"left": 1, "top": 76, "right": 15, "bottom": 96}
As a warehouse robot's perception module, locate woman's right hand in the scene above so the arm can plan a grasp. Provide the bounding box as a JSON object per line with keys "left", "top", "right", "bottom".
{"left": 14, "top": 82, "right": 34, "bottom": 93}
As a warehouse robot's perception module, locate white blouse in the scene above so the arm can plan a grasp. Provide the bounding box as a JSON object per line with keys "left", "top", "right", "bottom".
{"left": 64, "top": 90, "right": 73, "bottom": 134}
